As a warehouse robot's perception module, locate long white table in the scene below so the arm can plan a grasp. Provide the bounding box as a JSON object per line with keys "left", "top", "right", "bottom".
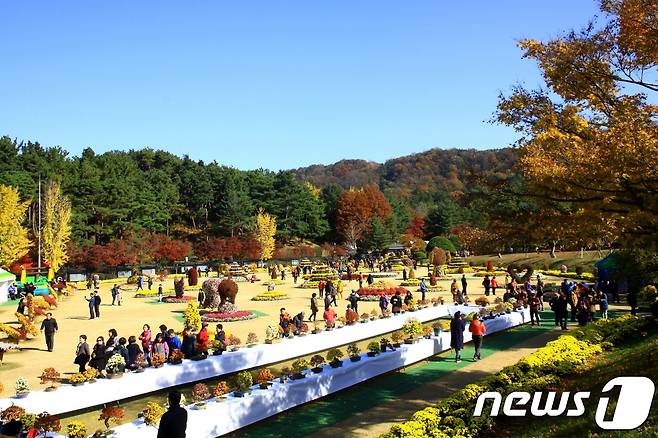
{"left": 0, "top": 304, "right": 477, "bottom": 415}
{"left": 105, "top": 308, "right": 529, "bottom": 437}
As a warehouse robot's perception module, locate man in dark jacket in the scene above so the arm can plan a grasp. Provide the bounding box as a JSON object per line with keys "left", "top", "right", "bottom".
{"left": 450, "top": 311, "right": 466, "bottom": 362}
{"left": 461, "top": 275, "right": 468, "bottom": 296}
{"left": 157, "top": 390, "right": 187, "bottom": 438}
{"left": 553, "top": 293, "right": 569, "bottom": 330}
{"left": 40, "top": 313, "right": 58, "bottom": 352}
{"left": 94, "top": 292, "right": 101, "bottom": 318}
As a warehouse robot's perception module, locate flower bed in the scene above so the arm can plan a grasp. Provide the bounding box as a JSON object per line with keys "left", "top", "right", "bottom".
{"left": 382, "top": 315, "right": 650, "bottom": 438}
{"left": 162, "top": 296, "right": 196, "bottom": 303}
{"left": 201, "top": 310, "right": 258, "bottom": 322}
{"left": 251, "top": 292, "right": 288, "bottom": 301}
{"left": 357, "top": 286, "right": 408, "bottom": 301}
{"left": 134, "top": 290, "right": 176, "bottom": 298}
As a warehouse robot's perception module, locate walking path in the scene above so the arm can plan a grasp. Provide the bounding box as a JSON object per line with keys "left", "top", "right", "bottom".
{"left": 313, "top": 326, "right": 562, "bottom": 437}
{"left": 234, "top": 316, "right": 563, "bottom": 438}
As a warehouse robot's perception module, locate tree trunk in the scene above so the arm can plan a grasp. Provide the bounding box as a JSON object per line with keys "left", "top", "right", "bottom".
{"left": 550, "top": 241, "right": 557, "bottom": 258}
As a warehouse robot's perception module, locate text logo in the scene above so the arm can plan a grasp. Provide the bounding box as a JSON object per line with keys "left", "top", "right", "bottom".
{"left": 473, "top": 377, "right": 655, "bottom": 430}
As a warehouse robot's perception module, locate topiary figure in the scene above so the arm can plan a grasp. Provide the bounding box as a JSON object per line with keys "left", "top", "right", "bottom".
{"left": 506, "top": 263, "right": 534, "bottom": 283}
{"left": 174, "top": 278, "right": 185, "bottom": 298}
{"left": 187, "top": 267, "right": 199, "bottom": 286}
{"left": 218, "top": 279, "right": 239, "bottom": 307}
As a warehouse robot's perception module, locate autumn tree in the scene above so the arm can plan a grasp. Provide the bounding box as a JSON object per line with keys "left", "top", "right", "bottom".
{"left": 42, "top": 180, "right": 72, "bottom": 272}
{"left": 255, "top": 209, "right": 276, "bottom": 260}
{"left": 0, "top": 185, "right": 31, "bottom": 268}
{"left": 336, "top": 185, "right": 392, "bottom": 249}
{"left": 405, "top": 214, "right": 426, "bottom": 238}
{"left": 148, "top": 234, "right": 191, "bottom": 264}
{"left": 496, "top": 0, "right": 658, "bottom": 248}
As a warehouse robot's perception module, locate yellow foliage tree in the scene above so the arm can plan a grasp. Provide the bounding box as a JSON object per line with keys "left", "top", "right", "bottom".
{"left": 255, "top": 208, "right": 276, "bottom": 260}
{"left": 0, "top": 185, "right": 31, "bottom": 268}
{"left": 42, "top": 180, "right": 72, "bottom": 272}
{"left": 496, "top": 0, "right": 658, "bottom": 248}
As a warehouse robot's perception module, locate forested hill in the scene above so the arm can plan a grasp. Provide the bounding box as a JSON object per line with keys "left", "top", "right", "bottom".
{"left": 291, "top": 147, "right": 517, "bottom": 194}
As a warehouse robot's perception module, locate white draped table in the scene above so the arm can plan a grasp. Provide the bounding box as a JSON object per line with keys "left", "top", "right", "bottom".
{"left": 0, "top": 304, "right": 478, "bottom": 415}
{"left": 101, "top": 309, "right": 529, "bottom": 438}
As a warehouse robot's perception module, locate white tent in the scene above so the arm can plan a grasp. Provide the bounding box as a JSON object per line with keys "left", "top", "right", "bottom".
{"left": 0, "top": 268, "right": 15, "bottom": 303}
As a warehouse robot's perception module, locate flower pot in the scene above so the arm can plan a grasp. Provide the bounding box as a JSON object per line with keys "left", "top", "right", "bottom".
{"left": 170, "top": 360, "right": 183, "bottom": 365}
{"left": 292, "top": 372, "right": 306, "bottom": 380}
{"left": 14, "top": 392, "right": 29, "bottom": 399}
{"left": 360, "top": 320, "right": 367, "bottom": 324}
{"left": 329, "top": 360, "right": 343, "bottom": 368}
{"left": 279, "top": 377, "right": 288, "bottom": 384}
{"left": 367, "top": 351, "right": 378, "bottom": 357}
{"left": 392, "top": 342, "right": 401, "bottom": 348}
{"left": 213, "top": 350, "right": 224, "bottom": 356}
{"left": 195, "top": 402, "right": 207, "bottom": 409}
{"left": 259, "top": 383, "right": 269, "bottom": 389}
{"left": 433, "top": 328, "right": 441, "bottom": 336}
{"left": 133, "top": 368, "right": 145, "bottom": 373}
{"left": 229, "top": 346, "right": 240, "bottom": 352}
{"left": 71, "top": 382, "right": 85, "bottom": 387}
{"left": 247, "top": 343, "right": 256, "bottom": 348}
{"left": 87, "top": 378, "right": 98, "bottom": 383}
{"left": 45, "top": 386, "right": 58, "bottom": 392}
{"left": 311, "top": 367, "right": 323, "bottom": 373}
{"left": 404, "top": 338, "right": 418, "bottom": 344}
{"left": 325, "top": 327, "right": 333, "bottom": 331}
{"left": 264, "top": 338, "right": 280, "bottom": 344}
{"left": 311, "top": 330, "right": 322, "bottom": 334}
{"left": 191, "top": 354, "right": 208, "bottom": 361}
{"left": 349, "top": 356, "right": 361, "bottom": 362}
{"left": 233, "top": 391, "right": 249, "bottom": 397}
{"left": 107, "top": 372, "right": 123, "bottom": 379}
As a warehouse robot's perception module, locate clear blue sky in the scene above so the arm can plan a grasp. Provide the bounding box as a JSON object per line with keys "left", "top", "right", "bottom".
{"left": 0, "top": 1, "right": 600, "bottom": 170}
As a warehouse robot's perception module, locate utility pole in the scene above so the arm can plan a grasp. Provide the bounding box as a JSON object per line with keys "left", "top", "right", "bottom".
{"left": 37, "top": 176, "right": 42, "bottom": 271}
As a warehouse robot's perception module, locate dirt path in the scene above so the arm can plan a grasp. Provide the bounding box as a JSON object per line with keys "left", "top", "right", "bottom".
{"left": 311, "top": 328, "right": 562, "bottom": 438}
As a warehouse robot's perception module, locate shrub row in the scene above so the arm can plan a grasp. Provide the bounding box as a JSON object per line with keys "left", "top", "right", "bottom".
{"left": 382, "top": 315, "right": 651, "bottom": 438}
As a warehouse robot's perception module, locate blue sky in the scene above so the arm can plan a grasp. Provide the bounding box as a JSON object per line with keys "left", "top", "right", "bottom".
{"left": 0, "top": 1, "right": 601, "bottom": 170}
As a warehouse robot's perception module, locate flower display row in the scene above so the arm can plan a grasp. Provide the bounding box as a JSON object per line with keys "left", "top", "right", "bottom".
{"left": 201, "top": 310, "right": 257, "bottom": 322}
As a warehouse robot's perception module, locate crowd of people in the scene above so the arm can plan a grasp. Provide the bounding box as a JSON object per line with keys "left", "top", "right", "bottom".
{"left": 72, "top": 320, "right": 229, "bottom": 376}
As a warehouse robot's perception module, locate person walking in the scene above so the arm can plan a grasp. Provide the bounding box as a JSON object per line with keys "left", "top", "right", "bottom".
{"left": 490, "top": 276, "right": 498, "bottom": 296}
{"left": 40, "top": 312, "right": 58, "bottom": 352}
{"left": 136, "top": 275, "right": 144, "bottom": 291}
{"left": 468, "top": 314, "right": 486, "bottom": 361}
{"left": 529, "top": 293, "right": 541, "bottom": 326}
{"left": 599, "top": 292, "right": 609, "bottom": 319}
{"left": 147, "top": 277, "right": 154, "bottom": 290}
{"left": 348, "top": 290, "right": 359, "bottom": 314}
{"left": 555, "top": 293, "right": 569, "bottom": 330}
{"left": 318, "top": 280, "right": 325, "bottom": 298}
{"left": 310, "top": 293, "right": 319, "bottom": 322}
{"left": 115, "top": 285, "right": 122, "bottom": 306}
{"left": 93, "top": 291, "right": 101, "bottom": 318}
{"left": 158, "top": 284, "right": 164, "bottom": 302}
{"left": 391, "top": 291, "right": 403, "bottom": 314}
{"left": 74, "top": 334, "right": 90, "bottom": 372}
{"left": 450, "top": 279, "right": 459, "bottom": 303}
{"left": 111, "top": 285, "right": 118, "bottom": 305}
{"left": 419, "top": 279, "right": 427, "bottom": 302}
{"left": 157, "top": 390, "right": 187, "bottom": 438}
{"left": 336, "top": 280, "right": 344, "bottom": 300}
{"left": 482, "top": 275, "right": 491, "bottom": 296}
{"left": 461, "top": 274, "right": 468, "bottom": 296}
{"left": 450, "top": 311, "right": 466, "bottom": 363}
{"left": 86, "top": 292, "right": 96, "bottom": 319}
{"left": 379, "top": 294, "right": 389, "bottom": 316}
